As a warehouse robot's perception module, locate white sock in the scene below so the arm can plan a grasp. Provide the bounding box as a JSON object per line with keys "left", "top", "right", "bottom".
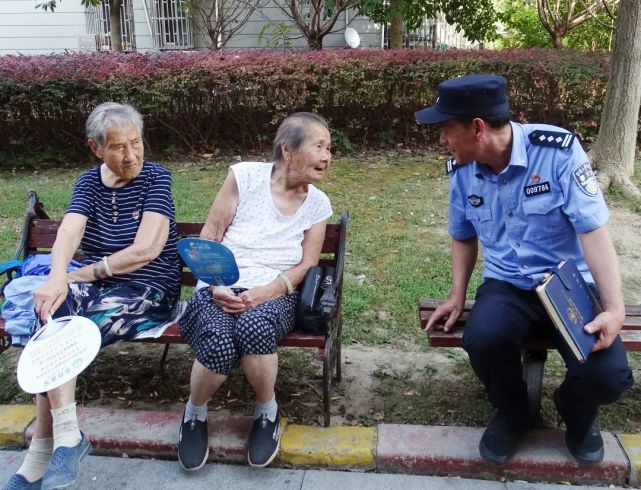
{"left": 254, "top": 396, "right": 278, "bottom": 423}
{"left": 16, "top": 437, "right": 53, "bottom": 482}
{"left": 51, "top": 403, "right": 81, "bottom": 450}
{"left": 184, "top": 397, "right": 208, "bottom": 423}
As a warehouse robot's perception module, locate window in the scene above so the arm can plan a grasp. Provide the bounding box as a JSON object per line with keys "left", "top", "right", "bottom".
{"left": 86, "top": 0, "right": 136, "bottom": 52}
{"left": 149, "top": 0, "right": 194, "bottom": 49}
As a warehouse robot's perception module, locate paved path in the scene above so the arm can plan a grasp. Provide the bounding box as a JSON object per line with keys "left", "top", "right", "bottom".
{"left": 0, "top": 450, "right": 624, "bottom": 490}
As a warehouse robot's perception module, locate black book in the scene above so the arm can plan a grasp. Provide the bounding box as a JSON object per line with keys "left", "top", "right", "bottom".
{"left": 535, "top": 259, "right": 600, "bottom": 363}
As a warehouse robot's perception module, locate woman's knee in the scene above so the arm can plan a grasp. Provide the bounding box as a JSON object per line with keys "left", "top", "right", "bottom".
{"left": 235, "top": 315, "right": 276, "bottom": 355}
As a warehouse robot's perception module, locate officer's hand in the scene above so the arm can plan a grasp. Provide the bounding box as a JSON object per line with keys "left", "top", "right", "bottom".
{"left": 424, "top": 298, "right": 464, "bottom": 333}
{"left": 585, "top": 311, "right": 623, "bottom": 352}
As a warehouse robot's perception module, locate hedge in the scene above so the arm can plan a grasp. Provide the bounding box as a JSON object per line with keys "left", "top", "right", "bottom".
{"left": 0, "top": 48, "right": 612, "bottom": 163}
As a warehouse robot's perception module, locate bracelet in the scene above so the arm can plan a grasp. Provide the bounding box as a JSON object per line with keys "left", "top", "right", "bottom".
{"left": 278, "top": 273, "right": 294, "bottom": 294}
{"left": 93, "top": 261, "right": 103, "bottom": 281}
{"left": 102, "top": 256, "right": 113, "bottom": 277}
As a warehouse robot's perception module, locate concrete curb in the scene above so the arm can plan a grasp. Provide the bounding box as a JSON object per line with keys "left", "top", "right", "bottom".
{"left": 0, "top": 405, "right": 36, "bottom": 447}
{"left": 617, "top": 434, "right": 641, "bottom": 486}
{"left": 376, "top": 424, "right": 629, "bottom": 486}
{"left": 0, "top": 404, "right": 637, "bottom": 485}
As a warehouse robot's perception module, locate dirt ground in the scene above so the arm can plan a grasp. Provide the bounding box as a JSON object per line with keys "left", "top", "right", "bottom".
{"left": 2, "top": 201, "right": 641, "bottom": 431}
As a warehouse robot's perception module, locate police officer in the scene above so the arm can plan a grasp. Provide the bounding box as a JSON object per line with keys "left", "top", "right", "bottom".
{"left": 419, "top": 74, "right": 633, "bottom": 466}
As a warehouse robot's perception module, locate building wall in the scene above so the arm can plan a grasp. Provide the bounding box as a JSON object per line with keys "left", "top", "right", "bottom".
{"left": 0, "top": 0, "right": 473, "bottom": 55}
{"left": 0, "top": 0, "right": 90, "bottom": 55}
{"left": 193, "top": 4, "right": 381, "bottom": 50}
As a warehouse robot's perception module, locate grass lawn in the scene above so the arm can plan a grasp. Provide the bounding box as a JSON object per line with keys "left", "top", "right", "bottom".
{"left": 1, "top": 153, "right": 640, "bottom": 432}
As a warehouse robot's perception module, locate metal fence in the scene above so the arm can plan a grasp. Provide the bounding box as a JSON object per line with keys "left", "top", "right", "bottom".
{"left": 148, "top": 0, "right": 194, "bottom": 49}
{"left": 86, "top": 0, "right": 136, "bottom": 52}
{"left": 383, "top": 13, "right": 477, "bottom": 50}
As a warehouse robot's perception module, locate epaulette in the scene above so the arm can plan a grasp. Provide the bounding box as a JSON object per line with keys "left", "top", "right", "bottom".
{"left": 528, "top": 129, "right": 575, "bottom": 149}
{"left": 445, "top": 158, "right": 457, "bottom": 175}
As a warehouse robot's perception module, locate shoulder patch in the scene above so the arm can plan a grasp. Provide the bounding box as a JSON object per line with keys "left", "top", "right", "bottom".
{"left": 573, "top": 162, "right": 599, "bottom": 197}
{"left": 445, "top": 158, "right": 457, "bottom": 175}
{"left": 528, "top": 130, "right": 575, "bottom": 149}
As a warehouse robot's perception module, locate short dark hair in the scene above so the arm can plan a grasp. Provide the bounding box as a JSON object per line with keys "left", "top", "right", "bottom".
{"left": 272, "top": 112, "right": 329, "bottom": 162}
{"left": 456, "top": 114, "right": 511, "bottom": 129}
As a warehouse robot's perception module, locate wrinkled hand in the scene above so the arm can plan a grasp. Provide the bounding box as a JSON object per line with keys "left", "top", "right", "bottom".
{"left": 585, "top": 310, "right": 623, "bottom": 352}
{"left": 238, "top": 286, "right": 276, "bottom": 311}
{"left": 424, "top": 297, "right": 464, "bottom": 333}
{"left": 200, "top": 222, "right": 221, "bottom": 243}
{"left": 33, "top": 275, "right": 68, "bottom": 322}
{"left": 211, "top": 286, "right": 245, "bottom": 315}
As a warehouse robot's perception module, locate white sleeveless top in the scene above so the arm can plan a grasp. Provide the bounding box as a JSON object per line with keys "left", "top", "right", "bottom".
{"left": 197, "top": 161, "right": 333, "bottom": 290}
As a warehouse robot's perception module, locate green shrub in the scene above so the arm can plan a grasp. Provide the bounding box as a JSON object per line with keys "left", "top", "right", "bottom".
{"left": 0, "top": 49, "right": 612, "bottom": 162}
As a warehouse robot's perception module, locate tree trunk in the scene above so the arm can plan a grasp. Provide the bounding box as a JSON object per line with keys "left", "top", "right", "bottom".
{"left": 389, "top": 12, "right": 404, "bottom": 49}
{"left": 110, "top": 0, "right": 123, "bottom": 52}
{"left": 588, "top": 0, "right": 641, "bottom": 197}
{"left": 308, "top": 35, "right": 323, "bottom": 50}
{"left": 552, "top": 31, "right": 564, "bottom": 48}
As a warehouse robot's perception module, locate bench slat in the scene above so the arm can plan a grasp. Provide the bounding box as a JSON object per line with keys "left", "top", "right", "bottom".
{"left": 420, "top": 298, "right": 641, "bottom": 351}
{"left": 428, "top": 327, "right": 641, "bottom": 351}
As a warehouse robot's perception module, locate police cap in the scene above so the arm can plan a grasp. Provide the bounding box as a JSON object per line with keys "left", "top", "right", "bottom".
{"left": 415, "top": 74, "right": 509, "bottom": 125}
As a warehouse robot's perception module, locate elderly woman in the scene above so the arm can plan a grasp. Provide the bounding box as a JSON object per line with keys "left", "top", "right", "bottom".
{"left": 5, "top": 103, "right": 179, "bottom": 490}
{"left": 177, "top": 112, "right": 332, "bottom": 470}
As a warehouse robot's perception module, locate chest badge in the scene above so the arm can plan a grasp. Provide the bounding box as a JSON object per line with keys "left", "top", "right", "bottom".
{"left": 468, "top": 195, "right": 483, "bottom": 207}
{"left": 573, "top": 162, "right": 599, "bottom": 197}
{"left": 132, "top": 210, "right": 140, "bottom": 221}
{"left": 524, "top": 181, "right": 551, "bottom": 197}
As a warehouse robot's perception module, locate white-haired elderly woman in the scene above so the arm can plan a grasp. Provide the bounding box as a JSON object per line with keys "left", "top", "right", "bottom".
{"left": 5, "top": 102, "right": 179, "bottom": 490}
{"left": 177, "top": 112, "right": 332, "bottom": 470}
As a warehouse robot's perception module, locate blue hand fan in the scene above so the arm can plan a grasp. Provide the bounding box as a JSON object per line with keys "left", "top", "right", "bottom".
{"left": 177, "top": 238, "right": 239, "bottom": 286}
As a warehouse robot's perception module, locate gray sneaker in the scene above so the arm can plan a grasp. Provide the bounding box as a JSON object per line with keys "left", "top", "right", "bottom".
{"left": 41, "top": 433, "right": 91, "bottom": 490}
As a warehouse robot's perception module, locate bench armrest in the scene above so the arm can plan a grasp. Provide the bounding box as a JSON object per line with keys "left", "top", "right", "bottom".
{"left": 0, "top": 260, "right": 23, "bottom": 298}
{"left": 320, "top": 211, "right": 348, "bottom": 321}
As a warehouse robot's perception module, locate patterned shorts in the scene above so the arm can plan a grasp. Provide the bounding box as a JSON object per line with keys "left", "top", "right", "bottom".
{"left": 179, "top": 287, "right": 300, "bottom": 375}
{"left": 35, "top": 281, "right": 174, "bottom": 348}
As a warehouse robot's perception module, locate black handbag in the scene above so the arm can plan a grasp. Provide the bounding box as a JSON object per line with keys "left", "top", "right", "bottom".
{"left": 295, "top": 264, "right": 336, "bottom": 334}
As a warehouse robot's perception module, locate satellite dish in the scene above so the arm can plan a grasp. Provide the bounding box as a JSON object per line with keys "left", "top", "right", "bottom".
{"left": 345, "top": 27, "right": 361, "bottom": 48}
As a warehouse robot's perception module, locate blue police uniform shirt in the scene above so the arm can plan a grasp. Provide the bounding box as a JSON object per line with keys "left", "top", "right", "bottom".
{"left": 448, "top": 122, "right": 609, "bottom": 290}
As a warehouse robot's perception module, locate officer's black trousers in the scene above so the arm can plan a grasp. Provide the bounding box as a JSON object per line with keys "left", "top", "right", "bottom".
{"left": 463, "top": 279, "right": 633, "bottom": 436}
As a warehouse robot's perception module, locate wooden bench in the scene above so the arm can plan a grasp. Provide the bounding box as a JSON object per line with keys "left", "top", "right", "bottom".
{"left": 419, "top": 298, "right": 641, "bottom": 416}
{"left": 0, "top": 191, "right": 347, "bottom": 427}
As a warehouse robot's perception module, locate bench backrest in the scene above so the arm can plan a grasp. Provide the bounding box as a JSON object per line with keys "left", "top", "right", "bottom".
{"left": 24, "top": 213, "right": 348, "bottom": 291}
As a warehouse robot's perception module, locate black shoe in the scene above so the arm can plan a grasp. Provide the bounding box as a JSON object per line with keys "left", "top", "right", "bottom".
{"left": 247, "top": 413, "right": 282, "bottom": 467}
{"left": 553, "top": 389, "right": 604, "bottom": 465}
{"left": 479, "top": 415, "right": 525, "bottom": 465}
{"left": 178, "top": 413, "right": 209, "bottom": 471}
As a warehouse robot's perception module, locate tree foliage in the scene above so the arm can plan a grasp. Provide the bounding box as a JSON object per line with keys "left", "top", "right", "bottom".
{"left": 536, "top": 0, "right": 618, "bottom": 48}
{"left": 497, "top": 0, "right": 615, "bottom": 49}
{"left": 361, "top": 0, "right": 499, "bottom": 43}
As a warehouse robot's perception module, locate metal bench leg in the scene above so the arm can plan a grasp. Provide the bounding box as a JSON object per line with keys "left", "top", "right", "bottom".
{"left": 335, "top": 318, "right": 342, "bottom": 382}
{"left": 160, "top": 344, "right": 171, "bottom": 378}
{"left": 323, "top": 351, "right": 331, "bottom": 427}
{"left": 522, "top": 350, "right": 547, "bottom": 419}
